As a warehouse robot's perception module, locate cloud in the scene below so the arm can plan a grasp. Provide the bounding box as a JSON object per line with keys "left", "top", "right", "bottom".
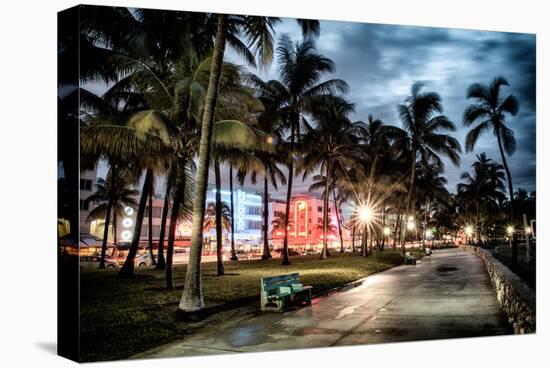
{"left": 228, "top": 19, "right": 535, "bottom": 197}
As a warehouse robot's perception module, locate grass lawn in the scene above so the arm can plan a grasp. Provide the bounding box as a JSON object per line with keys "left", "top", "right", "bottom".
{"left": 80, "top": 249, "right": 422, "bottom": 362}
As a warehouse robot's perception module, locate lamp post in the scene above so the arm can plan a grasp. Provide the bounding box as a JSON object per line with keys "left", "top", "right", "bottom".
{"left": 358, "top": 205, "right": 373, "bottom": 257}
{"left": 406, "top": 217, "right": 415, "bottom": 247}
{"left": 506, "top": 225, "right": 514, "bottom": 249}
{"left": 465, "top": 225, "right": 473, "bottom": 245}
{"left": 383, "top": 226, "right": 390, "bottom": 246}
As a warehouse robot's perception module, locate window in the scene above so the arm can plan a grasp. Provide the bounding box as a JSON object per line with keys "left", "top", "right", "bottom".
{"left": 79, "top": 199, "right": 89, "bottom": 210}
{"left": 246, "top": 220, "right": 262, "bottom": 230}
{"left": 152, "top": 225, "right": 161, "bottom": 237}
{"left": 80, "top": 179, "right": 92, "bottom": 191}
{"left": 247, "top": 206, "right": 261, "bottom": 215}
{"left": 317, "top": 206, "right": 322, "bottom": 212}
{"left": 152, "top": 206, "right": 162, "bottom": 218}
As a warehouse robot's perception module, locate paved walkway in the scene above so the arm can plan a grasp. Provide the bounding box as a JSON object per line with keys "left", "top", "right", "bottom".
{"left": 136, "top": 248, "right": 510, "bottom": 358}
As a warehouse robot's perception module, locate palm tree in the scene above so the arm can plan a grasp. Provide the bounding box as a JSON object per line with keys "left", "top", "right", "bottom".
{"left": 301, "top": 96, "right": 365, "bottom": 259}
{"left": 203, "top": 202, "right": 232, "bottom": 233}
{"left": 398, "top": 83, "right": 461, "bottom": 253}
{"left": 464, "top": 77, "right": 519, "bottom": 220}
{"left": 179, "top": 16, "right": 321, "bottom": 312}
{"left": 155, "top": 165, "right": 175, "bottom": 270}
{"left": 86, "top": 167, "right": 139, "bottom": 268}
{"left": 457, "top": 153, "right": 505, "bottom": 244}
{"left": 271, "top": 211, "right": 288, "bottom": 233}
{"left": 464, "top": 77, "right": 520, "bottom": 265}
{"left": 203, "top": 201, "right": 232, "bottom": 275}
{"left": 247, "top": 37, "right": 348, "bottom": 265}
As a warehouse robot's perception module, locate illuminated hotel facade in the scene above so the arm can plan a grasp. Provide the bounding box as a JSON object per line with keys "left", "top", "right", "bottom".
{"left": 82, "top": 174, "right": 349, "bottom": 250}
{"left": 270, "top": 194, "right": 350, "bottom": 250}
{"left": 204, "top": 189, "right": 264, "bottom": 242}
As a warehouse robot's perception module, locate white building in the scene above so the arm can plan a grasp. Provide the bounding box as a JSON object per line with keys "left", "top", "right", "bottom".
{"left": 205, "top": 189, "right": 263, "bottom": 243}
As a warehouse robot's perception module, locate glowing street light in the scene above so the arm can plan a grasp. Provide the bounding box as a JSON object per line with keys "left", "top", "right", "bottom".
{"left": 506, "top": 226, "right": 515, "bottom": 236}
{"left": 358, "top": 206, "right": 374, "bottom": 224}
{"left": 425, "top": 229, "right": 433, "bottom": 239}
{"left": 383, "top": 226, "right": 391, "bottom": 236}
{"left": 406, "top": 221, "right": 415, "bottom": 231}
{"left": 525, "top": 226, "right": 532, "bottom": 235}
{"left": 465, "top": 225, "right": 473, "bottom": 237}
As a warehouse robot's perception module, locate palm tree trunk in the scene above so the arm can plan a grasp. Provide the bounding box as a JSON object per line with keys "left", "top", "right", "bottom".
{"left": 476, "top": 201, "right": 481, "bottom": 246}
{"left": 381, "top": 201, "right": 386, "bottom": 251}
{"left": 496, "top": 127, "right": 517, "bottom": 267}
{"left": 112, "top": 212, "right": 118, "bottom": 257}
{"left": 119, "top": 168, "right": 154, "bottom": 278}
{"left": 166, "top": 164, "right": 185, "bottom": 289}
{"left": 422, "top": 201, "right": 429, "bottom": 250}
{"left": 320, "top": 160, "right": 331, "bottom": 259}
{"left": 332, "top": 186, "right": 344, "bottom": 253}
{"left": 351, "top": 224, "right": 356, "bottom": 252}
{"left": 155, "top": 178, "right": 171, "bottom": 270}
{"left": 394, "top": 207, "right": 402, "bottom": 250}
{"left": 99, "top": 201, "right": 113, "bottom": 269}
{"left": 262, "top": 175, "right": 272, "bottom": 260}
{"left": 402, "top": 152, "right": 416, "bottom": 254}
{"left": 179, "top": 14, "right": 227, "bottom": 312}
{"left": 214, "top": 156, "right": 225, "bottom": 276}
{"left": 361, "top": 223, "right": 368, "bottom": 257}
{"left": 148, "top": 187, "right": 157, "bottom": 265}
{"left": 229, "top": 165, "right": 238, "bottom": 261}
{"left": 282, "top": 113, "right": 297, "bottom": 266}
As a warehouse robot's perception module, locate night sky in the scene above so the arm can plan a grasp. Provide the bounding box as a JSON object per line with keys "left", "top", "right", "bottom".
{"left": 226, "top": 18, "right": 536, "bottom": 196}
{"left": 92, "top": 13, "right": 536, "bottom": 201}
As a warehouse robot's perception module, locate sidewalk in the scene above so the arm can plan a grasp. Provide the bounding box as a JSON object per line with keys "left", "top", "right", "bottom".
{"left": 134, "top": 248, "right": 510, "bottom": 359}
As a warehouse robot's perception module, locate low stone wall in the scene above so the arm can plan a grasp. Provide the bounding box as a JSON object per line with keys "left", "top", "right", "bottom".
{"left": 461, "top": 245, "right": 536, "bottom": 334}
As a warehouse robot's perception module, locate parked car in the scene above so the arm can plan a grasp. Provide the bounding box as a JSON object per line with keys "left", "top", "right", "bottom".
{"left": 80, "top": 255, "right": 119, "bottom": 268}
{"left": 135, "top": 247, "right": 193, "bottom": 267}
{"left": 135, "top": 253, "right": 156, "bottom": 267}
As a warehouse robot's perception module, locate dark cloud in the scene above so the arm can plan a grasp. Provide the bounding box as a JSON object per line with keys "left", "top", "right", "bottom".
{"left": 227, "top": 19, "right": 536, "bottom": 197}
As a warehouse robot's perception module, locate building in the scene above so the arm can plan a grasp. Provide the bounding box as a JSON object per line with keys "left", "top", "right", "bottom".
{"left": 270, "top": 194, "right": 349, "bottom": 251}
{"left": 204, "top": 188, "right": 264, "bottom": 244}
{"left": 79, "top": 168, "right": 97, "bottom": 233}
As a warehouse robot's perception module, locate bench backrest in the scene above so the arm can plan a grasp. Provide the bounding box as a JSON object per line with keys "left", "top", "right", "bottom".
{"left": 261, "top": 273, "right": 302, "bottom": 293}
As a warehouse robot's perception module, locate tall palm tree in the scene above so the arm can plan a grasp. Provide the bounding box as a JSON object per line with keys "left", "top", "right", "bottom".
{"left": 398, "top": 83, "right": 461, "bottom": 253}
{"left": 86, "top": 168, "right": 139, "bottom": 268}
{"left": 457, "top": 153, "right": 505, "bottom": 244}
{"left": 464, "top": 77, "right": 519, "bottom": 223}
{"left": 179, "top": 16, "right": 321, "bottom": 312}
{"left": 247, "top": 37, "right": 348, "bottom": 265}
{"left": 464, "top": 77, "right": 520, "bottom": 265}
{"left": 301, "top": 96, "right": 365, "bottom": 259}
{"left": 203, "top": 201, "right": 231, "bottom": 275}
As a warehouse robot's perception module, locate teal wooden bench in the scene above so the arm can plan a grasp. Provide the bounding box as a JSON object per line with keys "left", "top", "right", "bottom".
{"left": 404, "top": 251, "right": 417, "bottom": 265}
{"left": 261, "top": 273, "right": 312, "bottom": 312}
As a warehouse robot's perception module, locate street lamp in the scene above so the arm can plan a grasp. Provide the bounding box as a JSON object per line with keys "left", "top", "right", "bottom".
{"left": 506, "top": 225, "right": 514, "bottom": 249}
{"left": 465, "top": 225, "right": 473, "bottom": 245}
{"left": 359, "top": 206, "right": 373, "bottom": 224}
{"left": 406, "top": 221, "right": 415, "bottom": 231}
{"left": 425, "top": 229, "right": 433, "bottom": 239}
{"left": 357, "top": 204, "right": 374, "bottom": 257}
{"left": 383, "top": 226, "right": 391, "bottom": 236}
